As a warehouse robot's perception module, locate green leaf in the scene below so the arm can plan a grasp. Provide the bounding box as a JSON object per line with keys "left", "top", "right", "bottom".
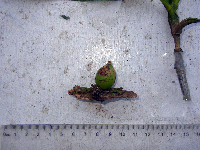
{"left": 171, "top": 0, "right": 180, "bottom": 11}
{"left": 160, "top": 0, "right": 179, "bottom": 21}
{"left": 165, "top": 0, "right": 172, "bottom": 4}
{"left": 173, "top": 0, "right": 180, "bottom": 8}
{"left": 160, "top": 0, "right": 172, "bottom": 12}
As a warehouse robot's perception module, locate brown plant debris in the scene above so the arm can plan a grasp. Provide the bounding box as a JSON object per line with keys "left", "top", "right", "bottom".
{"left": 68, "top": 84, "right": 137, "bottom": 102}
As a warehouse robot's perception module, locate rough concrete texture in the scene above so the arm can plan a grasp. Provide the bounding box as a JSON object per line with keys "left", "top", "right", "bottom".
{"left": 0, "top": 0, "right": 200, "bottom": 125}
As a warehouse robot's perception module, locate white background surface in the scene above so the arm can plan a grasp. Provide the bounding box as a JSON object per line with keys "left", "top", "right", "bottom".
{"left": 0, "top": 0, "right": 200, "bottom": 125}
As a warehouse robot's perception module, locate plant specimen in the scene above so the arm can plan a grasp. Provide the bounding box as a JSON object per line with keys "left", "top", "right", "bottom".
{"left": 68, "top": 62, "right": 137, "bottom": 101}
{"left": 160, "top": 0, "right": 200, "bottom": 100}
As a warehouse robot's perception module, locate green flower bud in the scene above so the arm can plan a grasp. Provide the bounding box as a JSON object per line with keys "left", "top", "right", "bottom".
{"left": 95, "top": 61, "right": 116, "bottom": 90}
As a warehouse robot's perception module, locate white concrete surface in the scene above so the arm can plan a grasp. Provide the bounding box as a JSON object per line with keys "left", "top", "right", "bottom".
{"left": 0, "top": 0, "right": 200, "bottom": 125}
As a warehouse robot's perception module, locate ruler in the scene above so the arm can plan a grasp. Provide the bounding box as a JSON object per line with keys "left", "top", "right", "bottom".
{"left": 1, "top": 124, "right": 200, "bottom": 150}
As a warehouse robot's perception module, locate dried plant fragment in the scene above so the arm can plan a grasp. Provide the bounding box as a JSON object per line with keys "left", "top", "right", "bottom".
{"left": 68, "top": 85, "right": 137, "bottom": 102}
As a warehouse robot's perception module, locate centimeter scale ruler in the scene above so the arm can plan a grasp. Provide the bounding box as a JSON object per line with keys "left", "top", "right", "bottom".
{"left": 1, "top": 124, "right": 200, "bottom": 150}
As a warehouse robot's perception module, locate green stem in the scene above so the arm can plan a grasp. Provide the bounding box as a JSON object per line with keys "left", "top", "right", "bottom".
{"left": 160, "top": 0, "right": 179, "bottom": 21}
{"left": 174, "top": 18, "right": 200, "bottom": 34}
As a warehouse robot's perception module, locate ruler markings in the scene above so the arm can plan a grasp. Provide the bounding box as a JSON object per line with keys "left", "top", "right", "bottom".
{"left": 1, "top": 124, "right": 200, "bottom": 136}
{"left": 1, "top": 124, "right": 200, "bottom": 150}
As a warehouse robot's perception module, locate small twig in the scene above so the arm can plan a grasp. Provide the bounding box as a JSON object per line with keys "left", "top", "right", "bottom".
{"left": 68, "top": 85, "right": 137, "bottom": 102}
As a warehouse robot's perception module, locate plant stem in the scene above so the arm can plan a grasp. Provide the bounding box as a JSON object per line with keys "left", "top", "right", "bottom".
{"left": 169, "top": 18, "right": 190, "bottom": 100}
{"left": 160, "top": 0, "right": 200, "bottom": 100}
{"left": 169, "top": 17, "right": 200, "bottom": 100}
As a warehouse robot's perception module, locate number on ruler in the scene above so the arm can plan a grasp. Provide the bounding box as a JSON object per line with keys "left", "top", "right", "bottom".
{"left": 60, "top": 132, "right": 63, "bottom": 136}
{"left": 158, "top": 133, "right": 164, "bottom": 136}
{"left": 133, "top": 133, "right": 137, "bottom": 136}
{"left": 145, "top": 133, "right": 150, "bottom": 136}
{"left": 96, "top": 132, "right": 99, "bottom": 136}
{"left": 120, "top": 132, "right": 125, "bottom": 136}
{"left": 170, "top": 133, "right": 175, "bottom": 136}
{"left": 109, "top": 132, "right": 112, "bottom": 136}
{"left": 184, "top": 132, "right": 189, "bottom": 136}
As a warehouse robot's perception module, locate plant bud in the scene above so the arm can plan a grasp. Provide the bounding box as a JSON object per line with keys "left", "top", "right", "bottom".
{"left": 95, "top": 61, "right": 116, "bottom": 90}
